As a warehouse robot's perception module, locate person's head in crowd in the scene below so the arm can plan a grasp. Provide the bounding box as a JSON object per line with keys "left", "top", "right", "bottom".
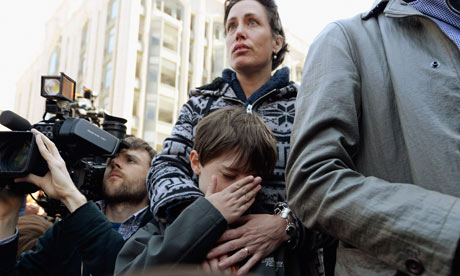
{"left": 102, "top": 136, "right": 156, "bottom": 205}
{"left": 224, "top": 0, "right": 288, "bottom": 73}
{"left": 190, "top": 106, "right": 277, "bottom": 193}
{"left": 16, "top": 215, "right": 53, "bottom": 258}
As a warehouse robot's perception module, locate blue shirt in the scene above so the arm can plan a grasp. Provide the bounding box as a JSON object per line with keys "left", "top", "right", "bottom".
{"left": 95, "top": 200, "right": 148, "bottom": 241}
{"left": 410, "top": 0, "right": 460, "bottom": 49}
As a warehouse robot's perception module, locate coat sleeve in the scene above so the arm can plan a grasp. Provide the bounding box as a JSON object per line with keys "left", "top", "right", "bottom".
{"left": 286, "top": 22, "right": 460, "bottom": 275}
{"left": 58, "top": 201, "right": 125, "bottom": 275}
{"left": 147, "top": 98, "right": 205, "bottom": 220}
{"left": 13, "top": 225, "right": 60, "bottom": 276}
{"left": 11, "top": 201, "right": 123, "bottom": 275}
{"left": 115, "top": 197, "right": 227, "bottom": 275}
{"left": 0, "top": 235, "right": 18, "bottom": 276}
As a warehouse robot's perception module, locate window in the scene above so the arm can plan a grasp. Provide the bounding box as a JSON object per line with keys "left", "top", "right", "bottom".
{"left": 296, "top": 65, "right": 303, "bottom": 82}
{"left": 135, "top": 52, "right": 143, "bottom": 78}
{"left": 212, "top": 46, "right": 225, "bottom": 80}
{"left": 78, "top": 57, "right": 86, "bottom": 80}
{"left": 213, "top": 22, "right": 224, "bottom": 40}
{"left": 132, "top": 90, "right": 140, "bottom": 116}
{"left": 164, "top": 4, "right": 173, "bottom": 17}
{"left": 203, "top": 45, "right": 209, "bottom": 83}
{"left": 108, "top": 0, "right": 118, "bottom": 21}
{"left": 81, "top": 23, "right": 89, "bottom": 48}
{"left": 160, "top": 59, "right": 176, "bottom": 87}
{"left": 205, "top": 22, "right": 209, "bottom": 39}
{"left": 78, "top": 22, "right": 89, "bottom": 81}
{"left": 176, "top": 6, "right": 183, "bottom": 21}
{"left": 154, "top": 0, "right": 162, "bottom": 11}
{"left": 163, "top": 24, "right": 178, "bottom": 52}
{"left": 149, "top": 19, "right": 161, "bottom": 56}
{"left": 138, "top": 15, "right": 145, "bottom": 42}
{"left": 99, "top": 59, "right": 112, "bottom": 110}
{"left": 190, "top": 14, "right": 195, "bottom": 31}
{"left": 48, "top": 47, "right": 60, "bottom": 75}
{"left": 158, "top": 97, "right": 174, "bottom": 124}
{"left": 103, "top": 62, "right": 113, "bottom": 89}
{"left": 106, "top": 28, "right": 115, "bottom": 54}
{"left": 145, "top": 103, "right": 156, "bottom": 121}
{"left": 164, "top": 0, "right": 182, "bottom": 20}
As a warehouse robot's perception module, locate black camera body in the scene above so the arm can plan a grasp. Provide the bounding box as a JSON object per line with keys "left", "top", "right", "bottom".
{"left": 0, "top": 73, "right": 127, "bottom": 217}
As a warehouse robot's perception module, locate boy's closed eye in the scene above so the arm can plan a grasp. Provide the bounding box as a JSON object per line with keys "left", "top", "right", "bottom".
{"left": 222, "top": 173, "right": 237, "bottom": 180}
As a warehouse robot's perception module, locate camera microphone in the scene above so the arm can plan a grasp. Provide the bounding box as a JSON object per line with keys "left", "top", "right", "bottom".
{"left": 0, "top": 110, "right": 32, "bottom": 131}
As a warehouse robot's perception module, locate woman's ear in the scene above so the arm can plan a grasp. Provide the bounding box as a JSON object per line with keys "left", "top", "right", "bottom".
{"left": 272, "top": 34, "right": 283, "bottom": 55}
{"left": 190, "top": 150, "right": 201, "bottom": 175}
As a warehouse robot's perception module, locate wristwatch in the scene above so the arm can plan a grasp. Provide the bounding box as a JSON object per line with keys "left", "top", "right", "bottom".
{"left": 274, "top": 202, "right": 297, "bottom": 243}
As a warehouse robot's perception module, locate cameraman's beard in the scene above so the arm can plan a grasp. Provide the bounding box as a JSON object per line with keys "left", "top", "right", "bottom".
{"left": 102, "top": 178, "right": 147, "bottom": 205}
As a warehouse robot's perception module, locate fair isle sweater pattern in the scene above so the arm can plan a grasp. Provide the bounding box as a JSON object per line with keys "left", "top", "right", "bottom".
{"left": 147, "top": 76, "right": 297, "bottom": 221}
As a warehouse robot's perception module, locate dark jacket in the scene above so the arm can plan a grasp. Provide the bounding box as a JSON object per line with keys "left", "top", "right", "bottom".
{"left": 0, "top": 201, "right": 152, "bottom": 276}
{"left": 115, "top": 197, "right": 319, "bottom": 276}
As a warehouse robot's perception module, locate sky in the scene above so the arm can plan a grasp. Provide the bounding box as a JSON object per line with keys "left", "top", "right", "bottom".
{"left": 0, "top": 0, "right": 375, "bottom": 113}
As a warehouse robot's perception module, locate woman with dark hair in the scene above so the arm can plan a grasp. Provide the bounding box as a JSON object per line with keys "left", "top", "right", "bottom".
{"left": 141, "top": 0, "right": 326, "bottom": 275}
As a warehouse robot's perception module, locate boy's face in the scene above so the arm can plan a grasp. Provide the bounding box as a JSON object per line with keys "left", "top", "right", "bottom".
{"left": 190, "top": 150, "right": 253, "bottom": 193}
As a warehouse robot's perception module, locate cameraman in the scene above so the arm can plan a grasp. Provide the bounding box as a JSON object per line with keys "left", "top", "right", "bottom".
{"left": 0, "top": 129, "right": 156, "bottom": 275}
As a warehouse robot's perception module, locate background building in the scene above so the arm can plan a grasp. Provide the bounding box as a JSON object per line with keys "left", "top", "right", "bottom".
{"left": 15, "top": 0, "right": 308, "bottom": 151}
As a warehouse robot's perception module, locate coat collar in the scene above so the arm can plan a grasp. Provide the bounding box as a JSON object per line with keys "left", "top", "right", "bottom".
{"left": 362, "top": 0, "right": 421, "bottom": 20}
{"left": 189, "top": 67, "right": 296, "bottom": 102}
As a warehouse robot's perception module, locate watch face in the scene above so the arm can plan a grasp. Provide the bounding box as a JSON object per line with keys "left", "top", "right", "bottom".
{"left": 286, "top": 224, "right": 296, "bottom": 236}
{"left": 447, "top": 0, "right": 460, "bottom": 14}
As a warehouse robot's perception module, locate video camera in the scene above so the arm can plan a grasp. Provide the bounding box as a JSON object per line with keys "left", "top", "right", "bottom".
{"left": 0, "top": 72, "right": 128, "bottom": 217}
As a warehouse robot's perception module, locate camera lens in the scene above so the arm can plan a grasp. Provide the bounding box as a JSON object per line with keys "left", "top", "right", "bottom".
{"left": 0, "top": 140, "right": 30, "bottom": 172}
{"left": 102, "top": 121, "right": 127, "bottom": 139}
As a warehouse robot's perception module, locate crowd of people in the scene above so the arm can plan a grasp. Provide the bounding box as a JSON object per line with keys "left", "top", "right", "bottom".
{"left": 1, "top": 0, "right": 460, "bottom": 275}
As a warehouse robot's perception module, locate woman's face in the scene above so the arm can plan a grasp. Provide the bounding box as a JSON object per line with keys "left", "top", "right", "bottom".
{"left": 225, "top": 0, "right": 282, "bottom": 74}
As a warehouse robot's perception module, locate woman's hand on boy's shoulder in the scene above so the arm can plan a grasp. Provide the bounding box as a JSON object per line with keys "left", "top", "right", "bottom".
{"left": 205, "top": 175, "right": 261, "bottom": 224}
{"left": 207, "top": 214, "right": 287, "bottom": 275}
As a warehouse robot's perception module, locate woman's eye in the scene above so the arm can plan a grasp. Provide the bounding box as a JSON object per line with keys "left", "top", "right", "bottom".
{"left": 227, "top": 23, "right": 236, "bottom": 32}
{"left": 248, "top": 19, "right": 258, "bottom": 25}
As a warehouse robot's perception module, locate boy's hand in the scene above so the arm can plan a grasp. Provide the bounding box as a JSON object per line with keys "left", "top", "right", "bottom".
{"left": 199, "top": 255, "right": 232, "bottom": 274}
{"left": 14, "top": 129, "right": 87, "bottom": 213}
{"left": 0, "top": 188, "right": 24, "bottom": 239}
{"left": 205, "top": 175, "right": 261, "bottom": 224}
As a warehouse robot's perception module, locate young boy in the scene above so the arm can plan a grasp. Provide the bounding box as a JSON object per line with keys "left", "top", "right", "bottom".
{"left": 115, "top": 106, "right": 312, "bottom": 276}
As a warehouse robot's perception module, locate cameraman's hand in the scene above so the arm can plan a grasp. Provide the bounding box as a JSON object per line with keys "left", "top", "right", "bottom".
{"left": 15, "top": 129, "right": 87, "bottom": 213}
{"left": 0, "top": 188, "right": 24, "bottom": 239}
